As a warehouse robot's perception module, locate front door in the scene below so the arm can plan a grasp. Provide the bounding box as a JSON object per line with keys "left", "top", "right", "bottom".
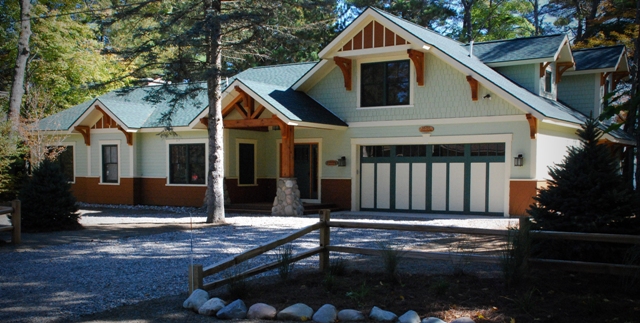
{"left": 294, "top": 143, "right": 318, "bottom": 199}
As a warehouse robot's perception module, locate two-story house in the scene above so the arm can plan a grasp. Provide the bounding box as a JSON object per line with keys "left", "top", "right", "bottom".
{"left": 40, "top": 7, "right": 634, "bottom": 216}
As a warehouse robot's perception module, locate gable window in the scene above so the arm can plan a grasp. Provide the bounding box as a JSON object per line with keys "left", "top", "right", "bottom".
{"left": 544, "top": 70, "right": 553, "bottom": 93}
{"left": 169, "top": 144, "right": 206, "bottom": 185}
{"left": 56, "top": 146, "right": 74, "bottom": 183}
{"left": 237, "top": 140, "right": 256, "bottom": 185}
{"left": 361, "top": 60, "right": 410, "bottom": 107}
{"left": 102, "top": 145, "right": 118, "bottom": 183}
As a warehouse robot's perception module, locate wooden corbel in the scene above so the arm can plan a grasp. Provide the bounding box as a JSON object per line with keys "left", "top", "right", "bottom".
{"left": 526, "top": 114, "right": 537, "bottom": 139}
{"left": 74, "top": 126, "right": 91, "bottom": 146}
{"left": 540, "top": 62, "right": 551, "bottom": 77}
{"left": 600, "top": 72, "right": 612, "bottom": 86}
{"left": 612, "top": 71, "right": 629, "bottom": 89}
{"left": 555, "top": 62, "right": 574, "bottom": 83}
{"left": 466, "top": 76, "right": 478, "bottom": 101}
{"left": 333, "top": 56, "right": 352, "bottom": 91}
{"left": 407, "top": 49, "right": 424, "bottom": 86}
{"left": 199, "top": 117, "right": 209, "bottom": 127}
{"left": 116, "top": 125, "right": 133, "bottom": 146}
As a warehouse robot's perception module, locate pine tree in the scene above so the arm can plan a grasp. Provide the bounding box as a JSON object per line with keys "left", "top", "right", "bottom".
{"left": 18, "top": 158, "right": 80, "bottom": 232}
{"left": 528, "top": 117, "right": 636, "bottom": 233}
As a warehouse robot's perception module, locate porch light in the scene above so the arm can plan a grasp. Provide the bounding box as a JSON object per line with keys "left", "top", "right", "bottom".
{"left": 514, "top": 154, "right": 524, "bottom": 167}
{"left": 338, "top": 156, "right": 347, "bottom": 167}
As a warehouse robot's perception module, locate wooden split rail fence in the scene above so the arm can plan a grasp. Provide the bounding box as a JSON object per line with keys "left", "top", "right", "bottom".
{"left": 0, "top": 200, "right": 21, "bottom": 245}
{"left": 188, "top": 210, "right": 640, "bottom": 293}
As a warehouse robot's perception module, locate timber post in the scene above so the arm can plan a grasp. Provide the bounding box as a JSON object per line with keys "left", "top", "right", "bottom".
{"left": 518, "top": 216, "right": 531, "bottom": 273}
{"left": 11, "top": 200, "right": 20, "bottom": 245}
{"left": 319, "top": 209, "right": 331, "bottom": 272}
{"left": 188, "top": 264, "right": 203, "bottom": 294}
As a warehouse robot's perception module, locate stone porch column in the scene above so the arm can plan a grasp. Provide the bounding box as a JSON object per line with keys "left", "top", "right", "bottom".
{"left": 272, "top": 177, "right": 304, "bottom": 216}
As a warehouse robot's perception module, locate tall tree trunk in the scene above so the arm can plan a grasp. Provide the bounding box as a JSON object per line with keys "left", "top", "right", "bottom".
{"left": 462, "top": 0, "right": 473, "bottom": 42}
{"left": 7, "top": 0, "right": 31, "bottom": 135}
{"left": 533, "top": 0, "right": 540, "bottom": 35}
{"left": 205, "top": 0, "right": 225, "bottom": 223}
{"left": 624, "top": 0, "right": 640, "bottom": 190}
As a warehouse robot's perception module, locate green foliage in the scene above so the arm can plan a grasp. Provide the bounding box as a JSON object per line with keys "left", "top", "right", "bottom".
{"left": 470, "top": 0, "right": 534, "bottom": 41}
{"left": 528, "top": 116, "right": 637, "bottom": 233}
{"left": 329, "top": 257, "right": 347, "bottom": 276}
{"left": 18, "top": 158, "right": 79, "bottom": 232}
{"left": 501, "top": 225, "right": 531, "bottom": 287}
{"left": 345, "top": 281, "right": 370, "bottom": 306}
{"left": 223, "top": 261, "right": 252, "bottom": 299}
{"left": 323, "top": 273, "right": 337, "bottom": 293}
{"left": 377, "top": 241, "right": 406, "bottom": 281}
{"left": 275, "top": 243, "right": 296, "bottom": 281}
{"left": 344, "top": 0, "right": 457, "bottom": 32}
{"left": 0, "top": 120, "right": 26, "bottom": 201}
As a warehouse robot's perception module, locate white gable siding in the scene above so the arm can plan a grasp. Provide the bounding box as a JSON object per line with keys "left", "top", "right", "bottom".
{"left": 558, "top": 74, "right": 600, "bottom": 117}
{"left": 308, "top": 53, "right": 523, "bottom": 123}
{"left": 494, "top": 64, "right": 537, "bottom": 93}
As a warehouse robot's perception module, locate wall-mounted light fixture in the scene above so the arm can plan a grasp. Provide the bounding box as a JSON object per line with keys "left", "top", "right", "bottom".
{"left": 514, "top": 154, "right": 524, "bottom": 167}
{"left": 483, "top": 94, "right": 491, "bottom": 100}
{"left": 338, "top": 156, "right": 347, "bottom": 167}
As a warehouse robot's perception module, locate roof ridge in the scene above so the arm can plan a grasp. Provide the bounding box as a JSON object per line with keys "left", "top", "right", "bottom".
{"left": 369, "top": 7, "right": 464, "bottom": 45}
{"left": 246, "top": 61, "right": 318, "bottom": 70}
{"left": 572, "top": 45, "right": 625, "bottom": 52}
{"left": 464, "top": 34, "right": 566, "bottom": 46}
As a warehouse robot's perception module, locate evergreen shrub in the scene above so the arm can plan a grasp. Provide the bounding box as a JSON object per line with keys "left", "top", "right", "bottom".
{"left": 18, "top": 158, "right": 80, "bottom": 232}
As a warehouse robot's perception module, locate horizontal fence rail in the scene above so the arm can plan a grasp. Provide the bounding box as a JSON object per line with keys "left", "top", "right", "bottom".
{"left": 188, "top": 210, "right": 640, "bottom": 293}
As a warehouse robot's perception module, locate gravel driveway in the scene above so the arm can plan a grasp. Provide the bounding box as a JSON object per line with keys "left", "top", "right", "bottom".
{"left": 0, "top": 205, "right": 517, "bottom": 323}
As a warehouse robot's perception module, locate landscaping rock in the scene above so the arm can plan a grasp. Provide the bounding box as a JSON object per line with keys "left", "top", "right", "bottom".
{"left": 421, "top": 318, "right": 446, "bottom": 323}
{"left": 450, "top": 318, "right": 475, "bottom": 323}
{"left": 277, "top": 303, "right": 314, "bottom": 321}
{"left": 247, "top": 303, "right": 277, "bottom": 320}
{"left": 198, "top": 298, "right": 226, "bottom": 316}
{"left": 182, "top": 289, "right": 209, "bottom": 312}
{"left": 369, "top": 306, "right": 397, "bottom": 322}
{"left": 312, "top": 304, "right": 337, "bottom": 323}
{"left": 398, "top": 310, "right": 420, "bottom": 323}
{"left": 216, "top": 299, "right": 247, "bottom": 319}
{"left": 338, "top": 309, "right": 365, "bottom": 321}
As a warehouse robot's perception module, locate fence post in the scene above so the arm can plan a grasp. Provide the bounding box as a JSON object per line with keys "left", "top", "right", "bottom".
{"left": 188, "top": 264, "right": 203, "bottom": 294}
{"left": 518, "top": 216, "right": 531, "bottom": 273}
{"left": 319, "top": 209, "right": 331, "bottom": 272}
{"left": 11, "top": 200, "right": 20, "bottom": 245}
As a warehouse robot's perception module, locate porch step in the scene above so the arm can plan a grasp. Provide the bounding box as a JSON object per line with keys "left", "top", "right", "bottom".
{"left": 225, "top": 203, "right": 341, "bottom": 215}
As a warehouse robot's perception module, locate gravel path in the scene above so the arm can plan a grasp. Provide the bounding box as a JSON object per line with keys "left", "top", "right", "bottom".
{"left": 0, "top": 205, "right": 517, "bottom": 323}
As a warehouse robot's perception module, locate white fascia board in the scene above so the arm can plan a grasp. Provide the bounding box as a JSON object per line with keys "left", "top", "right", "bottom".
{"left": 69, "top": 99, "right": 98, "bottom": 130}
{"left": 603, "top": 133, "right": 636, "bottom": 146}
{"left": 485, "top": 58, "right": 550, "bottom": 67}
{"left": 428, "top": 46, "right": 546, "bottom": 120}
{"left": 292, "top": 60, "right": 330, "bottom": 91}
{"left": 229, "top": 81, "right": 293, "bottom": 125}
{"left": 318, "top": 9, "right": 375, "bottom": 58}
{"left": 348, "top": 115, "right": 525, "bottom": 128}
{"left": 295, "top": 121, "right": 348, "bottom": 130}
{"left": 70, "top": 99, "right": 132, "bottom": 131}
{"left": 187, "top": 106, "right": 210, "bottom": 129}
{"left": 541, "top": 118, "right": 581, "bottom": 129}
{"left": 616, "top": 50, "right": 630, "bottom": 72}
{"left": 324, "top": 45, "right": 413, "bottom": 59}
{"left": 564, "top": 68, "right": 616, "bottom": 76}
{"left": 138, "top": 127, "right": 207, "bottom": 133}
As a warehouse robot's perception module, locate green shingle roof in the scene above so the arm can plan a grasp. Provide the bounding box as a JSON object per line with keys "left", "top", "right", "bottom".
{"left": 461, "top": 34, "right": 567, "bottom": 64}
{"left": 572, "top": 46, "right": 625, "bottom": 71}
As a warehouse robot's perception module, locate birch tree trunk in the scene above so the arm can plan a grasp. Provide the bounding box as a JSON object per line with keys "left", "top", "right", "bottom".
{"left": 7, "top": 0, "right": 31, "bottom": 134}
{"left": 205, "top": 0, "right": 225, "bottom": 223}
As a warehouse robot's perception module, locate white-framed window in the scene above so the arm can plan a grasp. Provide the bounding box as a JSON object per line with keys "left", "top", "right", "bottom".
{"left": 357, "top": 55, "right": 414, "bottom": 109}
{"left": 236, "top": 139, "right": 257, "bottom": 186}
{"left": 165, "top": 138, "right": 208, "bottom": 186}
{"left": 99, "top": 140, "right": 120, "bottom": 184}
{"left": 544, "top": 69, "right": 553, "bottom": 93}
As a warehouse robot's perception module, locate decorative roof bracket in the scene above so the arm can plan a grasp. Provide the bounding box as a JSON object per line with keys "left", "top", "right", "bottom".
{"left": 555, "top": 62, "right": 574, "bottom": 83}
{"left": 540, "top": 62, "right": 551, "bottom": 77}
{"left": 116, "top": 125, "right": 133, "bottom": 146}
{"left": 74, "top": 126, "right": 90, "bottom": 146}
{"left": 526, "top": 114, "right": 537, "bottom": 139}
{"left": 466, "top": 76, "right": 478, "bottom": 101}
{"left": 333, "top": 56, "right": 352, "bottom": 91}
{"left": 407, "top": 49, "right": 424, "bottom": 86}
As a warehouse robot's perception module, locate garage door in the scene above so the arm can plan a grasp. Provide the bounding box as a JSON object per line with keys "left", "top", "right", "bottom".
{"left": 360, "top": 143, "right": 505, "bottom": 214}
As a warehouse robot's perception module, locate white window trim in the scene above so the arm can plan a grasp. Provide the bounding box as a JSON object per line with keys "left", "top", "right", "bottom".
{"left": 236, "top": 139, "right": 258, "bottom": 187}
{"left": 356, "top": 54, "right": 415, "bottom": 109}
{"left": 165, "top": 138, "right": 208, "bottom": 187}
{"left": 275, "top": 138, "right": 323, "bottom": 203}
{"left": 99, "top": 140, "right": 121, "bottom": 185}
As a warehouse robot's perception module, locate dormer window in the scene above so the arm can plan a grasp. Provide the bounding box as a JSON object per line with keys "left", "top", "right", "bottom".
{"left": 544, "top": 70, "right": 553, "bottom": 93}
{"left": 361, "top": 60, "right": 410, "bottom": 107}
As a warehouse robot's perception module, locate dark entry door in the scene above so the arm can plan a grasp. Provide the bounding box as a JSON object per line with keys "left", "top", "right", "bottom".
{"left": 294, "top": 143, "right": 318, "bottom": 199}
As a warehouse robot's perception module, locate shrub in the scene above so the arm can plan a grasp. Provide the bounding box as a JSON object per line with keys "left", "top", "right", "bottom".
{"left": 18, "top": 158, "right": 80, "bottom": 232}
{"left": 275, "top": 244, "right": 295, "bottom": 281}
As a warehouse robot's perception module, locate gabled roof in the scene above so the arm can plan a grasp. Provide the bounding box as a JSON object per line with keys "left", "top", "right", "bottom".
{"left": 572, "top": 45, "right": 627, "bottom": 71}
{"left": 462, "top": 34, "right": 569, "bottom": 65}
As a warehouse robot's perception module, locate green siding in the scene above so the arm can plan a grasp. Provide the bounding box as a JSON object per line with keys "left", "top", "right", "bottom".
{"left": 308, "top": 54, "right": 523, "bottom": 123}
{"left": 558, "top": 74, "right": 598, "bottom": 117}
{"left": 494, "top": 64, "right": 536, "bottom": 93}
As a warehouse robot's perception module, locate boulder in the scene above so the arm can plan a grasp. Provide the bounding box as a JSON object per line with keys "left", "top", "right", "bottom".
{"left": 277, "top": 303, "right": 314, "bottom": 321}
{"left": 182, "top": 289, "right": 209, "bottom": 312}
{"left": 369, "top": 306, "right": 397, "bottom": 322}
{"left": 338, "top": 309, "right": 366, "bottom": 322}
{"left": 312, "top": 304, "right": 337, "bottom": 323}
{"left": 247, "top": 303, "right": 277, "bottom": 320}
{"left": 198, "top": 298, "right": 226, "bottom": 316}
{"left": 450, "top": 318, "right": 475, "bottom": 323}
{"left": 216, "top": 299, "right": 247, "bottom": 320}
{"left": 421, "top": 318, "right": 446, "bottom": 323}
{"left": 398, "top": 310, "right": 420, "bottom": 323}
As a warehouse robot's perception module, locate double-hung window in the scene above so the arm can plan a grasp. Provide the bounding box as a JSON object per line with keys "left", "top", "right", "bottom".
{"left": 361, "top": 60, "right": 410, "bottom": 107}
{"left": 169, "top": 144, "right": 206, "bottom": 185}
{"left": 102, "top": 145, "right": 118, "bottom": 183}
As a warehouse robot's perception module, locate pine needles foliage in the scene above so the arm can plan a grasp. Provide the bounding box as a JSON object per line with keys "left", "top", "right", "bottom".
{"left": 18, "top": 158, "right": 80, "bottom": 232}
{"left": 528, "top": 116, "right": 638, "bottom": 234}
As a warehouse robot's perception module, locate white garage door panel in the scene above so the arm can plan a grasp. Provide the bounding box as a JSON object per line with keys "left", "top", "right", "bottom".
{"left": 361, "top": 163, "right": 375, "bottom": 208}
{"left": 431, "top": 163, "right": 447, "bottom": 211}
{"left": 395, "top": 163, "right": 410, "bottom": 210}
{"left": 449, "top": 163, "right": 465, "bottom": 212}
{"left": 412, "top": 163, "right": 427, "bottom": 210}
{"left": 376, "top": 163, "right": 391, "bottom": 209}
{"left": 488, "top": 163, "right": 505, "bottom": 213}
{"left": 470, "top": 163, "right": 487, "bottom": 212}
